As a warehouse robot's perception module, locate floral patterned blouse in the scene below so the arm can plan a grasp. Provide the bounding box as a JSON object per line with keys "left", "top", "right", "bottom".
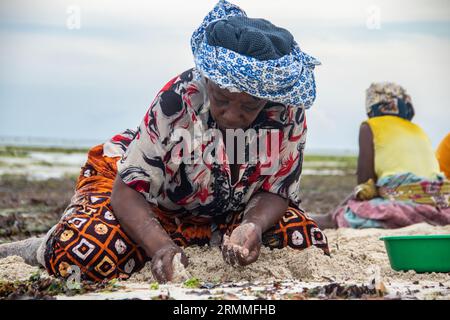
{"left": 103, "top": 68, "right": 307, "bottom": 219}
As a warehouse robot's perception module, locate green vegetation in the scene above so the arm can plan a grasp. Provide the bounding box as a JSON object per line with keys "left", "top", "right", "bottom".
{"left": 0, "top": 145, "right": 89, "bottom": 158}
{"left": 0, "top": 273, "right": 121, "bottom": 299}
{"left": 149, "top": 282, "right": 159, "bottom": 290}
{"left": 183, "top": 277, "right": 201, "bottom": 289}
{"left": 0, "top": 146, "right": 29, "bottom": 158}
{"left": 304, "top": 154, "right": 357, "bottom": 169}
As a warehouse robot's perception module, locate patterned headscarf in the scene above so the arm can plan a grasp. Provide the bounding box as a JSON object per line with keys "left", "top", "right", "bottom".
{"left": 191, "top": 0, "right": 320, "bottom": 109}
{"left": 366, "top": 82, "right": 415, "bottom": 120}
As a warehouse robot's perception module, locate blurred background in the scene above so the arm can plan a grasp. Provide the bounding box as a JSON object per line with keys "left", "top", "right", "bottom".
{"left": 0, "top": 0, "right": 449, "bottom": 152}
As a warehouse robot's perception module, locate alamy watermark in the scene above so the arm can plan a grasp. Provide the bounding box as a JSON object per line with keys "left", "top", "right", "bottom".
{"left": 170, "top": 128, "right": 281, "bottom": 175}
{"left": 366, "top": 5, "right": 381, "bottom": 30}
{"left": 66, "top": 5, "right": 81, "bottom": 30}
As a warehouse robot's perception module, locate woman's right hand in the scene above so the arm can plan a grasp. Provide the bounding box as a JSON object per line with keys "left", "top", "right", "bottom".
{"left": 150, "top": 243, "right": 189, "bottom": 283}
{"left": 111, "top": 177, "right": 189, "bottom": 283}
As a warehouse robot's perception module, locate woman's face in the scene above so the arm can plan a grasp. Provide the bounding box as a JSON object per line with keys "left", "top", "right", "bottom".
{"left": 206, "top": 80, "right": 267, "bottom": 131}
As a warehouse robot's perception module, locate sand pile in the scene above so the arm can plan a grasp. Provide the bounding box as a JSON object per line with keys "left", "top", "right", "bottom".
{"left": 0, "top": 256, "right": 39, "bottom": 281}
{"left": 130, "top": 223, "right": 450, "bottom": 284}
{"left": 1, "top": 223, "right": 449, "bottom": 285}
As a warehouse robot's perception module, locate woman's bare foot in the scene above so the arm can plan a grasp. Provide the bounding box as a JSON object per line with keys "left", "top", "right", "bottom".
{"left": 309, "top": 213, "right": 337, "bottom": 229}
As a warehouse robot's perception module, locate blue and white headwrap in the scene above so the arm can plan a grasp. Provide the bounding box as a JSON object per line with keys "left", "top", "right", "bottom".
{"left": 191, "top": 0, "right": 320, "bottom": 108}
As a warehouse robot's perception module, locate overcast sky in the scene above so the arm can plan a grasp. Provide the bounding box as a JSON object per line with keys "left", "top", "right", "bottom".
{"left": 0, "top": 0, "right": 449, "bottom": 152}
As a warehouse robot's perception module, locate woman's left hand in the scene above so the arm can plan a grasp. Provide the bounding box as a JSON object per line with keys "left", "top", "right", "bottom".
{"left": 221, "top": 222, "right": 262, "bottom": 266}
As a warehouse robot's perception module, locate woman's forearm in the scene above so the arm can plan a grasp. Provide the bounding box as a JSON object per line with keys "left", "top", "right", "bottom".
{"left": 110, "top": 177, "right": 174, "bottom": 257}
{"left": 241, "top": 192, "right": 289, "bottom": 233}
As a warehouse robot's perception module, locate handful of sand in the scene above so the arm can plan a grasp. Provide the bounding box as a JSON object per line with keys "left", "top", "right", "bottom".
{"left": 170, "top": 253, "right": 191, "bottom": 283}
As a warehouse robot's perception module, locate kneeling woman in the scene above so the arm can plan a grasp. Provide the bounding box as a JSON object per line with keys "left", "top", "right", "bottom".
{"left": 314, "top": 82, "right": 450, "bottom": 229}
{"left": 0, "top": 0, "right": 328, "bottom": 283}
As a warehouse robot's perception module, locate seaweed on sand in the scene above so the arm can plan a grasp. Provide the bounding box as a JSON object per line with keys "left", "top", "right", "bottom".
{"left": 304, "top": 282, "right": 385, "bottom": 299}
{"left": 0, "top": 272, "right": 121, "bottom": 300}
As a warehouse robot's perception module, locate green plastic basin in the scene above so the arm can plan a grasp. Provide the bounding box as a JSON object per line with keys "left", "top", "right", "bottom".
{"left": 380, "top": 235, "right": 450, "bottom": 273}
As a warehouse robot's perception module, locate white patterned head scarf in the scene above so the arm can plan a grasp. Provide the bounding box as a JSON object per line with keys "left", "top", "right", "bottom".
{"left": 191, "top": 0, "right": 320, "bottom": 109}
{"left": 366, "top": 82, "right": 415, "bottom": 120}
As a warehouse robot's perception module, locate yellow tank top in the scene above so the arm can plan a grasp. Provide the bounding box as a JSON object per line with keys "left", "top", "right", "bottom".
{"left": 365, "top": 115, "right": 440, "bottom": 180}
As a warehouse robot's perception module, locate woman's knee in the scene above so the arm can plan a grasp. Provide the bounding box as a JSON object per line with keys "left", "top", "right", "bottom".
{"left": 44, "top": 208, "right": 148, "bottom": 282}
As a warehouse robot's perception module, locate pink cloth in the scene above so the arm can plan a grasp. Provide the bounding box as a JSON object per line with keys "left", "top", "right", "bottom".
{"left": 333, "top": 199, "right": 450, "bottom": 229}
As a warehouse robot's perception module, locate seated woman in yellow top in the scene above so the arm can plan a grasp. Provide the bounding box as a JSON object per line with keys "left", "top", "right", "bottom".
{"left": 313, "top": 82, "right": 450, "bottom": 229}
